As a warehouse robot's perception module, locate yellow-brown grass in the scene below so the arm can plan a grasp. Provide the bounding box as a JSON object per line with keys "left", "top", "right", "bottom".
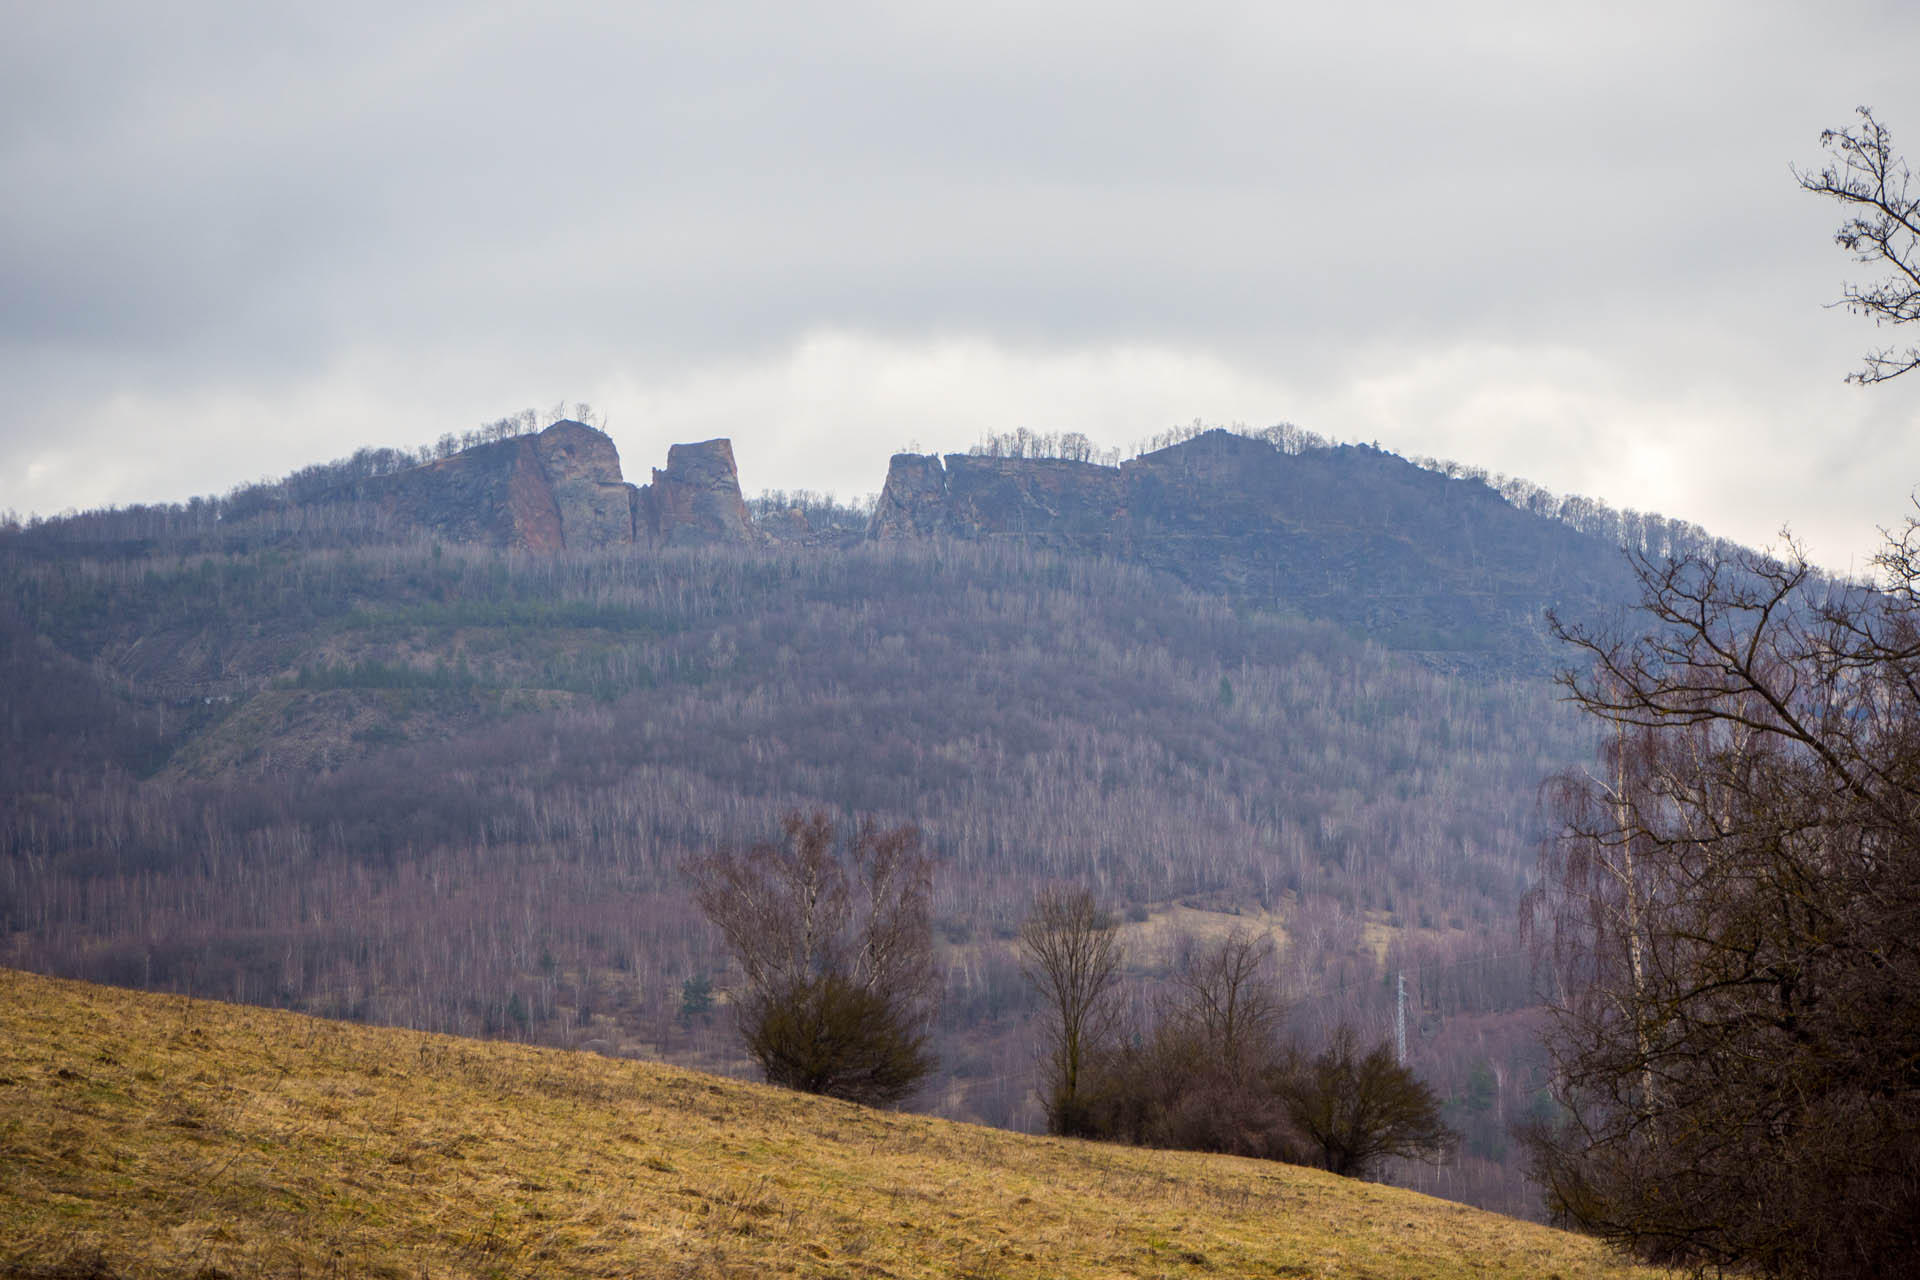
{"left": 0, "top": 968, "right": 1660, "bottom": 1279}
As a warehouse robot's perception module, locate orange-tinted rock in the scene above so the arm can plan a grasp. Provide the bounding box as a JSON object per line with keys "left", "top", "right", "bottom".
{"left": 870, "top": 454, "right": 953, "bottom": 539}
{"left": 360, "top": 424, "right": 759, "bottom": 552}
{"left": 375, "top": 433, "right": 576, "bottom": 549}
{"left": 535, "top": 421, "right": 637, "bottom": 548}
{"left": 507, "top": 438, "right": 567, "bottom": 550}
{"left": 633, "top": 439, "right": 755, "bottom": 547}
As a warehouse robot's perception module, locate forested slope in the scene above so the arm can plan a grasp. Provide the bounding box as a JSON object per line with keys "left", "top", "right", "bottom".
{"left": 0, "top": 426, "right": 1663, "bottom": 1216}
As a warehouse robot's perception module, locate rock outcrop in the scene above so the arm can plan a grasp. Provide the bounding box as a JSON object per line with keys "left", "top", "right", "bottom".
{"left": 871, "top": 452, "right": 1131, "bottom": 551}
{"left": 632, "top": 439, "right": 754, "bottom": 547}
{"left": 370, "top": 429, "right": 571, "bottom": 550}
{"left": 534, "top": 421, "right": 637, "bottom": 549}
{"left": 944, "top": 454, "right": 1132, "bottom": 552}
{"left": 868, "top": 454, "right": 955, "bottom": 540}
{"left": 367, "top": 423, "right": 754, "bottom": 552}
{"left": 870, "top": 429, "right": 1640, "bottom": 675}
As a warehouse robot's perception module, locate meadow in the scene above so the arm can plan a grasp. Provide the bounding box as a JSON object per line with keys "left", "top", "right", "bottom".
{"left": 0, "top": 968, "right": 1663, "bottom": 1279}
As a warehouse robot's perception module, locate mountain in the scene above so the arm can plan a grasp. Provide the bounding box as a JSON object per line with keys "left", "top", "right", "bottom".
{"left": 871, "top": 429, "right": 1653, "bottom": 675}
{"left": 0, "top": 420, "right": 1681, "bottom": 1217}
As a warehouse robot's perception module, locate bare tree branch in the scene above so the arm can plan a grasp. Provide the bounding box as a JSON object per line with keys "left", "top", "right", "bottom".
{"left": 1019, "top": 885, "right": 1123, "bottom": 1136}
{"left": 1795, "top": 107, "right": 1920, "bottom": 384}
{"left": 685, "top": 811, "right": 937, "bottom": 1107}
{"left": 1530, "top": 538, "right": 1920, "bottom": 1275}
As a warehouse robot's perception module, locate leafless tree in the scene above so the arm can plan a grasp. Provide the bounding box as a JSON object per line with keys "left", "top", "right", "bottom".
{"left": 685, "top": 811, "right": 937, "bottom": 1106}
{"left": 1019, "top": 885, "right": 1124, "bottom": 1135}
{"left": 1134, "top": 929, "right": 1298, "bottom": 1160}
{"left": 1796, "top": 107, "right": 1920, "bottom": 384}
{"left": 1163, "top": 928, "right": 1286, "bottom": 1075}
{"left": 1530, "top": 539, "right": 1920, "bottom": 1277}
{"left": 1277, "top": 1022, "right": 1454, "bottom": 1179}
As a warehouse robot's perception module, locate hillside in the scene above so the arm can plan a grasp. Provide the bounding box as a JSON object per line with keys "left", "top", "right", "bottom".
{"left": 0, "top": 421, "right": 1689, "bottom": 1216}
{"left": 871, "top": 430, "right": 1665, "bottom": 676}
{"left": 0, "top": 969, "right": 1661, "bottom": 1280}
{"left": 0, "top": 534, "right": 1586, "bottom": 1193}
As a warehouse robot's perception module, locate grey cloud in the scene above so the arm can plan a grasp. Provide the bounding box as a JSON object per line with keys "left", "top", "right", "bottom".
{"left": 3, "top": 1, "right": 1920, "bottom": 564}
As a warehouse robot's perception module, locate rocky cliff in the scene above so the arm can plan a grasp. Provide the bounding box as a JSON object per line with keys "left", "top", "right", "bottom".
{"left": 633, "top": 439, "right": 755, "bottom": 547}
{"left": 534, "top": 421, "right": 636, "bottom": 549}
{"left": 368, "top": 423, "right": 754, "bottom": 552}
{"left": 870, "top": 429, "right": 1639, "bottom": 673}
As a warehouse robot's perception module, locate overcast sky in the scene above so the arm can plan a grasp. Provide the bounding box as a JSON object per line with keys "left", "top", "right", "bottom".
{"left": 5, "top": 2, "right": 1919, "bottom": 573}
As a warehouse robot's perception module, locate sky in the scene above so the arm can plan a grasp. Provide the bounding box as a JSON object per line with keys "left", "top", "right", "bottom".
{"left": 4, "top": 2, "right": 1919, "bottom": 575}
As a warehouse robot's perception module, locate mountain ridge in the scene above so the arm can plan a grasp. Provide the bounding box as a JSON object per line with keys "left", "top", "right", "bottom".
{"left": 9, "top": 420, "right": 1686, "bottom": 675}
{"left": 870, "top": 428, "right": 1649, "bottom": 673}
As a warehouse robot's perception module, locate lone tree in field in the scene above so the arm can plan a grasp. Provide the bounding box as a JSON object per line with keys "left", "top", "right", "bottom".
{"left": 1019, "top": 885, "right": 1123, "bottom": 1136}
{"left": 685, "top": 811, "right": 936, "bottom": 1107}
{"left": 1529, "top": 534, "right": 1920, "bottom": 1277}
{"left": 1796, "top": 107, "right": 1920, "bottom": 384}
{"left": 1277, "top": 1023, "right": 1454, "bottom": 1179}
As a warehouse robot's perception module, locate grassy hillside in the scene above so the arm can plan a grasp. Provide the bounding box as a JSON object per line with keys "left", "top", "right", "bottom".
{"left": 0, "top": 970, "right": 1659, "bottom": 1280}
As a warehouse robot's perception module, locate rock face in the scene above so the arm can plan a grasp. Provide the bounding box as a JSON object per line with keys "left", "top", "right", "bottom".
{"left": 633, "top": 439, "right": 754, "bottom": 547}
{"left": 945, "top": 455, "right": 1132, "bottom": 552}
{"left": 871, "top": 451, "right": 1133, "bottom": 551}
{"left": 868, "top": 454, "right": 955, "bottom": 539}
{"left": 870, "top": 429, "right": 1640, "bottom": 675}
{"left": 371, "top": 430, "right": 569, "bottom": 550}
{"left": 534, "top": 421, "right": 636, "bottom": 550}
{"left": 369, "top": 423, "right": 754, "bottom": 552}
{"left": 871, "top": 452, "right": 1133, "bottom": 550}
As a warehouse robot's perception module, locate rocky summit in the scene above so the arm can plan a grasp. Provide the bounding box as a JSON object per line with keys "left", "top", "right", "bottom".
{"left": 634, "top": 438, "right": 755, "bottom": 547}
{"left": 366, "top": 422, "right": 754, "bottom": 552}
{"left": 871, "top": 429, "right": 1640, "bottom": 674}
{"left": 321, "top": 422, "right": 1649, "bottom": 672}
{"left": 36, "top": 420, "right": 1661, "bottom": 678}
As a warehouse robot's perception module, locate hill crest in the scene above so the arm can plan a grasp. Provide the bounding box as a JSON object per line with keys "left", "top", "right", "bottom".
{"left": 358, "top": 421, "right": 755, "bottom": 551}
{"left": 872, "top": 428, "right": 1643, "bottom": 673}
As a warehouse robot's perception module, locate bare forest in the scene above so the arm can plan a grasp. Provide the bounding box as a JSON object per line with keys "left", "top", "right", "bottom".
{"left": 0, "top": 437, "right": 1634, "bottom": 1217}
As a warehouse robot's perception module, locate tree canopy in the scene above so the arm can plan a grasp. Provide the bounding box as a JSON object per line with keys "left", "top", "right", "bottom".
{"left": 1797, "top": 107, "right": 1920, "bottom": 384}
{"left": 1529, "top": 536, "right": 1920, "bottom": 1277}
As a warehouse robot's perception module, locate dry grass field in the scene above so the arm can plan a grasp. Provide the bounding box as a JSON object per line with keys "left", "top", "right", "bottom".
{"left": 0, "top": 968, "right": 1664, "bottom": 1279}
